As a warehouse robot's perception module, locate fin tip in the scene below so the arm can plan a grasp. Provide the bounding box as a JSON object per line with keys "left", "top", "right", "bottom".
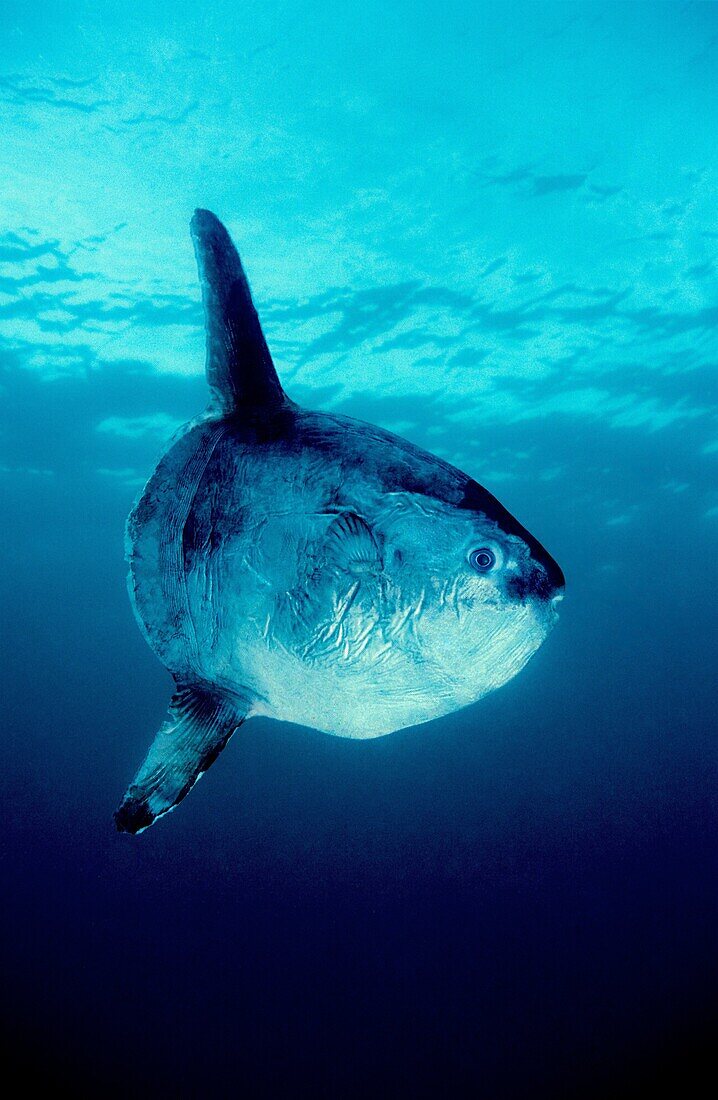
{"left": 190, "top": 207, "right": 222, "bottom": 237}
{"left": 114, "top": 795, "right": 154, "bottom": 835}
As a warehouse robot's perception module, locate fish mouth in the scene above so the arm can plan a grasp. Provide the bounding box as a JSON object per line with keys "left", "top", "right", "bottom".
{"left": 507, "top": 561, "right": 564, "bottom": 604}
{"left": 547, "top": 591, "right": 564, "bottom": 625}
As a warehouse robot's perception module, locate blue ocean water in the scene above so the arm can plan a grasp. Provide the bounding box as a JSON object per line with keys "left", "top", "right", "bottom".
{"left": 1, "top": 1, "right": 716, "bottom": 1094}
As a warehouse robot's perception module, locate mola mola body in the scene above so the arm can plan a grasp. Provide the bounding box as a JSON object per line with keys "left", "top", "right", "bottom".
{"left": 115, "top": 210, "right": 564, "bottom": 834}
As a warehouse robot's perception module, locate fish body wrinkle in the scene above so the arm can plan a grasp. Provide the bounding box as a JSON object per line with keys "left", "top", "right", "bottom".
{"left": 116, "top": 211, "right": 564, "bottom": 833}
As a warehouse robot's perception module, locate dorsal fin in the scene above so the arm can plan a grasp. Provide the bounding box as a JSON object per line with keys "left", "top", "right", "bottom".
{"left": 190, "top": 208, "right": 286, "bottom": 416}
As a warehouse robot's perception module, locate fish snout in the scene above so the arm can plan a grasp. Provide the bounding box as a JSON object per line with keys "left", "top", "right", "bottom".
{"left": 507, "top": 554, "right": 565, "bottom": 604}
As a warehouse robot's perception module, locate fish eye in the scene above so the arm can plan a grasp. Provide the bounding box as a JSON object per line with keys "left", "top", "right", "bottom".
{"left": 469, "top": 547, "right": 497, "bottom": 572}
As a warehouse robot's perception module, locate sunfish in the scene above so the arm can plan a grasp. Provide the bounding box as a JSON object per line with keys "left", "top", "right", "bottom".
{"left": 115, "top": 210, "right": 565, "bottom": 834}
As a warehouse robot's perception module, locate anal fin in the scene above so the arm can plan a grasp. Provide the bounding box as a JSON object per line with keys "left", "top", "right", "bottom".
{"left": 115, "top": 683, "right": 249, "bottom": 834}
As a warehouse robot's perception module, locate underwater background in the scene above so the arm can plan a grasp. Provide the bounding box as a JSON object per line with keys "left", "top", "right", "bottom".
{"left": 1, "top": 1, "right": 716, "bottom": 1094}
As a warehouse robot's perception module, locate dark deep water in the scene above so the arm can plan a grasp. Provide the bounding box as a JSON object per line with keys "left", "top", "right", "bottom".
{"left": 2, "top": 2, "right": 717, "bottom": 1095}
{"left": 2, "top": 390, "right": 716, "bottom": 1096}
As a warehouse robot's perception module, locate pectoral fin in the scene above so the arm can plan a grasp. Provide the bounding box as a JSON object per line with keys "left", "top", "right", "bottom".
{"left": 324, "top": 512, "right": 383, "bottom": 575}
{"left": 115, "top": 683, "right": 249, "bottom": 834}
